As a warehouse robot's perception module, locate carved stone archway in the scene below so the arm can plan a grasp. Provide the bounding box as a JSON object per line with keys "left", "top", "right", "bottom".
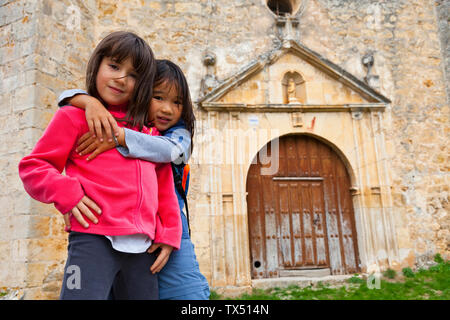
{"left": 196, "top": 39, "right": 398, "bottom": 292}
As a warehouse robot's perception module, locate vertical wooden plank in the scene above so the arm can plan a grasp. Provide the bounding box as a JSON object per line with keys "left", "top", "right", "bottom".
{"left": 343, "top": 237, "right": 357, "bottom": 273}
{"left": 297, "top": 137, "right": 309, "bottom": 176}
{"left": 310, "top": 182, "right": 318, "bottom": 266}
{"left": 326, "top": 212, "right": 342, "bottom": 273}
{"left": 298, "top": 180, "right": 306, "bottom": 266}
{"left": 277, "top": 182, "right": 292, "bottom": 267}
{"left": 301, "top": 182, "right": 314, "bottom": 265}
{"left": 336, "top": 159, "right": 360, "bottom": 273}
{"left": 263, "top": 174, "right": 278, "bottom": 278}
{"left": 321, "top": 144, "right": 342, "bottom": 274}
{"left": 290, "top": 182, "right": 303, "bottom": 267}
{"left": 277, "top": 135, "right": 287, "bottom": 177}
{"left": 286, "top": 136, "right": 299, "bottom": 176}
{"left": 265, "top": 206, "right": 278, "bottom": 277}
{"left": 309, "top": 138, "right": 321, "bottom": 177}
{"left": 246, "top": 164, "right": 265, "bottom": 279}
{"left": 317, "top": 142, "right": 331, "bottom": 268}
{"left": 311, "top": 181, "right": 328, "bottom": 266}
{"left": 330, "top": 152, "right": 348, "bottom": 275}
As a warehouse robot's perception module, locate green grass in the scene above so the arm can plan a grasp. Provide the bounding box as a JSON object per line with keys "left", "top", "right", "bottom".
{"left": 211, "top": 255, "right": 449, "bottom": 300}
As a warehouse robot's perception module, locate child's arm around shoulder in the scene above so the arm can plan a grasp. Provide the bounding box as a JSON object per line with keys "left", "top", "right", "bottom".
{"left": 58, "top": 89, "right": 120, "bottom": 142}
{"left": 117, "top": 123, "right": 191, "bottom": 164}
{"left": 58, "top": 89, "right": 88, "bottom": 107}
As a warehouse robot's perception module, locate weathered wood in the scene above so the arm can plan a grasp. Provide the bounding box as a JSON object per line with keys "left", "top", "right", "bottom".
{"left": 247, "top": 135, "right": 360, "bottom": 279}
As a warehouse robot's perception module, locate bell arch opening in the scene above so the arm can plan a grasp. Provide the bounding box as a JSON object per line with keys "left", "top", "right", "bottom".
{"left": 266, "top": 0, "right": 302, "bottom": 16}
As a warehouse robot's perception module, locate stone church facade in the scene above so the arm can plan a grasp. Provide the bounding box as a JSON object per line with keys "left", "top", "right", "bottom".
{"left": 0, "top": 0, "right": 448, "bottom": 299}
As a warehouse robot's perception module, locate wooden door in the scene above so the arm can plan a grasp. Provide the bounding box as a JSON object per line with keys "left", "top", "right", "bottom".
{"left": 247, "top": 135, "right": 360, "bottom": 279}
{"left": 275, "top": 178, "right": 329, "bottom": 269}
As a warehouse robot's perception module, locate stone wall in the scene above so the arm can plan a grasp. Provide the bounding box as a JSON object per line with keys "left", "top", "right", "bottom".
{"left": 434, "top": 0, "right": 449, "bottom": 101}
{"left": 0, "top": 0, "right": 96, "bottom": 299}
{"left": 0, "top": 0, "right": 448, "bottom": 298}
{"left": 296, "top": 0, "right": 449, "bottom": 269}
{"left": 1, "top": 0, "right": 40, "bottom": 297}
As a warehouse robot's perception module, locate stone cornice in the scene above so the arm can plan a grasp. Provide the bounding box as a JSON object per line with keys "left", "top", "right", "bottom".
{"left": 198, "top": 102, "right": 387, "bottom": 112}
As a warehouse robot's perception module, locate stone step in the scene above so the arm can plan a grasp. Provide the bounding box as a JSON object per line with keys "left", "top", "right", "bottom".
{"left": 279, "top": 268, "right": 331, "bottom": 278}
{"left": 252, "top": 274, "right": 357, "bottom": 291}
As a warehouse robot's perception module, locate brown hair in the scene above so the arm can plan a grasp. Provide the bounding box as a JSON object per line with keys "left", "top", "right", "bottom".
{"left": 154, "top": 59, "right": 196, "bottom": 152}
{"left": 85, "top": 31, "right": 156, "bottom": 130}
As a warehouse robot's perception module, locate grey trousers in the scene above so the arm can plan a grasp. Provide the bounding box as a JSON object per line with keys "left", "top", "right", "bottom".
{"left": 60, "top": 231, "right": 158, "bottom": 300}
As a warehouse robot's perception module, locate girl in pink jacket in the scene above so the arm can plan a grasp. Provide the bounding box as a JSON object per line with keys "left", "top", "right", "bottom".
{"left": 18, "top": 31, "right": 181, "bottom": 300}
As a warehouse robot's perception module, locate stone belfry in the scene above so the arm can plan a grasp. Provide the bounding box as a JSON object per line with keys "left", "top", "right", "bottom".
{"left": 272, "top": 0, "right": 305, "bottom": 42}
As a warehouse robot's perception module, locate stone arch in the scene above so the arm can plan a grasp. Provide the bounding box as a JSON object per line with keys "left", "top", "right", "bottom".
{"left": 299, "top": 132, "right": 357, "bottom": 188}
{"left": 246, "top": 133, "right": 361, "bottom": 277}
{"left": 244, "top": 131, "right": 357, "bottom": 189}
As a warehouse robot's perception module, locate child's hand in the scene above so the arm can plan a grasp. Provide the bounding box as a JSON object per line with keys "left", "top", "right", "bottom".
{"left": 148, "top": 243, "right": 174, "bottom": 274}
{"left": 76, "top": 131, "right": 116, "bottom": 161}
{"left": 85, "top": 98, "right": 120, "bottom": 143}
{"left": 70, "top": 195, "right": 102, "bottom": 228}
{"left": 63, "top": 213, "right": 71, "bottom": 232}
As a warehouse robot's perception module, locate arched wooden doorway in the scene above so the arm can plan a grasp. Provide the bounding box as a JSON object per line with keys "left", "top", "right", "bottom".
{"left": 247, "top": 134, "right": 360, "bottom": 279}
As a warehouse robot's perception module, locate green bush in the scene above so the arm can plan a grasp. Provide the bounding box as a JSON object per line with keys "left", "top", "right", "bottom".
{"left": 347, "top": 275, "right": 364, "bottom": 284}
{"left": 402, "top": 267, "right": 415, "bottom": 278}
{"left": 383, "top": 268, "right": 397, "bottom": 279}
{"left": 209, "top": 290, "right": 222, "bottom": 300}
{"left": 434, "top": 253, "right": 444, "bottom": 264}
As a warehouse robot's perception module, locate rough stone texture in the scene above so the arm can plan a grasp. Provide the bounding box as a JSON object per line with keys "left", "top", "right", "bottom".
{"left": 0, "top": 0, "right": 95, "bottom": 299}
{"left": 434, "top": 0, "right": 449, "bottom": 101}
{"left": 300, "top": 0, "right": 449, "bottom": 268}
{"left": 0, "top": 0, "right": 448, "bottom": 298}
{"left": 1, "top": 0, "right": 41, "bottom": 296}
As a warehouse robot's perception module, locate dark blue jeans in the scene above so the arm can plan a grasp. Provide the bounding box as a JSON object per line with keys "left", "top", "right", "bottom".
{"left": 60, "top": 231, "right": 158, "bottom": 300}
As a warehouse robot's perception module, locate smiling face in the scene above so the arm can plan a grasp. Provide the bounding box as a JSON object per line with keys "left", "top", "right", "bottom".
{"left": 149, "top": 81, "right": 183, "bottom": 132}
{"left": 95, "top": 56, "right": 137, "bottom": 106}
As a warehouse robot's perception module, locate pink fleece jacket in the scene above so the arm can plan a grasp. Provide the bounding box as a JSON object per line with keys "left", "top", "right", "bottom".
{"left": 18, "top": 105, "right": 181, "bottom": 249}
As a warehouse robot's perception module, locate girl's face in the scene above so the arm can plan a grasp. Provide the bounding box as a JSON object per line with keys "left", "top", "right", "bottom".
{"left": 149, "top": 81, "right": 183, "bottom": 132}
{"left": 96, "top": 56, "right": 137, "bottom": 106}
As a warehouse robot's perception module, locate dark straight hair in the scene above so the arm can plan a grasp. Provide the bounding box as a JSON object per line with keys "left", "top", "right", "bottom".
{"left": 154, "top": 59, "right": 196, "bottom": 152}
{"left": 85, "top": 31, "right": 156, "bottom": 130}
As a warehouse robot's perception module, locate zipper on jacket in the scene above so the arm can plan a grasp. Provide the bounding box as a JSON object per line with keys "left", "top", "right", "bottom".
{"left": 135, "top": 160, "right": 145, "bottom": 233}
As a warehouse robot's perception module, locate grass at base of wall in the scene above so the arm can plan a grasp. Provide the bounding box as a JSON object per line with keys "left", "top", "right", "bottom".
{"left": 211, "top": 255, "right": 449, "bottom": 300}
